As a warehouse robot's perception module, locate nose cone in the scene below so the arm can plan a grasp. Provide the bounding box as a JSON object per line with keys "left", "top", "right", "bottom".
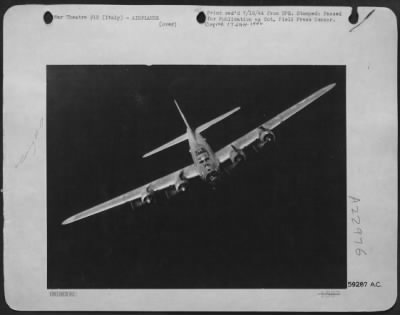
{"left": 206, "top": 171, "right": 221, "bottom": 187}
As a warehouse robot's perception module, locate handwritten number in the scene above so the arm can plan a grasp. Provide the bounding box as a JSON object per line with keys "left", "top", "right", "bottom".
{"left": 356, "top": 248, "right": 367, "bottom": 256}
{"left": 355, "top": 237, "right": 363, "bottom": 244}
{"left": 354, "top": 227, "right": 362, "bottom": 234}
{"left": 349, "top": 196, "right": 360, "bottom": 203}
{"left": 349, "top": 196, "right": 367, "bottom": 257}
{"left": 352, "top": 215, "right": 360, "bottom": 224}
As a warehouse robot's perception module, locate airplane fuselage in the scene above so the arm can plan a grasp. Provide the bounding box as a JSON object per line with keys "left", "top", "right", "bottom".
{"left": 187, "top": 128, "right": 221, "bottom": 185}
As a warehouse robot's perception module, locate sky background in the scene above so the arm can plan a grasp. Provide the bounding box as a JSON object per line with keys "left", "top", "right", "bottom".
{"left": 47, "top": 65, "right": 346, "bottom": 289}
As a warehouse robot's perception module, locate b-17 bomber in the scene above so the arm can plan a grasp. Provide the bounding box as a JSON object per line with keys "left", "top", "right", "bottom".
{"left": 62, "top": 83, "right": 336, "bottom": 225}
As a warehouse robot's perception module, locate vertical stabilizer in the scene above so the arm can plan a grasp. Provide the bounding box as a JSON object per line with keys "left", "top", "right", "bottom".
{"left": 174, "top": 99, "right": 192, "bottom": 130}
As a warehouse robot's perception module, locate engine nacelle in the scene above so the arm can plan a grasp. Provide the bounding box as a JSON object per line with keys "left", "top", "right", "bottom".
{"left": 230, "top": 145, "right": 246, "bottom": 164}
{"left": 174, "top": 171, "right": 189, "bottom": 193}
{"left": 142, "top": 194, "right": 154, "bottom": 204}
{"left": 175, "top": 179, "right": 189, "bottom": 193}
{"left": 256, "top": 128, "right": 275, "bottom": 149}
{"left": 142, "top": 187, "right": 155, "bottom": 204}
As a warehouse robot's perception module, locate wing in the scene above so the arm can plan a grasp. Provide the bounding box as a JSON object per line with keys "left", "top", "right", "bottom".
{"left": 216, "top": 83, "right": 336, "bottom": 163}
{"left": 62, "top": 164, "right": 199, "bottom": 225}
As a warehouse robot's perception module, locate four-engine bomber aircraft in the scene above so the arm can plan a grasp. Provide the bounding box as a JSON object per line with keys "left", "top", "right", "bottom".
{"left": 62, "top": 83, "right": 336, "bottom": 225}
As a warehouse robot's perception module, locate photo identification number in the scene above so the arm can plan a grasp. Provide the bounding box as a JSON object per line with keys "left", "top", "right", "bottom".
{"left": 349, "top": 196, "right": 367, "bottom": 256}
{"left": 347, "top": 281, "right": 382, "bottom": 288}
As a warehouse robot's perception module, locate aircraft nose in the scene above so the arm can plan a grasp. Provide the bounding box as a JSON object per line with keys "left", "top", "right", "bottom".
{"left": 206, "top": 171, "right": 220, "bottom": 185}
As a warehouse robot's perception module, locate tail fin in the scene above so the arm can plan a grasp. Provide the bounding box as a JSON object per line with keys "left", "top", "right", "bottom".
{"left": 174, "top": 99, "right": 192, "bottom": 130}
{"left": 196, "top": 107, "right": 240, "bottom": 133}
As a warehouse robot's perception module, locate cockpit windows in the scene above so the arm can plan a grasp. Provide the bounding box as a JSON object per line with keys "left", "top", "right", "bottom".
{"left": 195, "top": 148, "right": 207, "bottom": 155}
{"left": 196, "top": 147, "right": 210, "bottom": 165}
{"left": 199, "top": 155, "right": 210, "bottom": 164}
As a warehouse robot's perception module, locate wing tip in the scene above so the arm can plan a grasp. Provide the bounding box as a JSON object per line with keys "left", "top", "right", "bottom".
{"left": 326, "top": 83, "right": 336, "bottom": 90}
{"left": 142, "top": 150, "right": 157, "bottom": 158}
{"left": 61, "top": 216, "right": 75, "bottom": 225}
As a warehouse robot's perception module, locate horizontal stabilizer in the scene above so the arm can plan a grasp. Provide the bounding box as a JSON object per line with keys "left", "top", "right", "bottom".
{"left": 143, "top": 133, "right": 188, "bottom": 158}
{"left": 196, "top": 107, "right": 240, "bottom": 133}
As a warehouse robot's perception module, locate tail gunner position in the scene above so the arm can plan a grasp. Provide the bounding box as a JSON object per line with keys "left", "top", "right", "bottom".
{"left": 62, "top": 83, "right": 336, "bottom": 225}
